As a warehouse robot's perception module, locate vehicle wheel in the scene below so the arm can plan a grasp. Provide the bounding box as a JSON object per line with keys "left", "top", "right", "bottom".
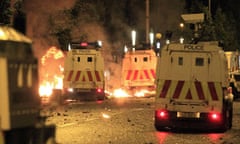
{"left": 154, "top": 122, "right": 167, "bottom": 131}
{"left": 155, "top": 125, "right": 165, "bottom": 131}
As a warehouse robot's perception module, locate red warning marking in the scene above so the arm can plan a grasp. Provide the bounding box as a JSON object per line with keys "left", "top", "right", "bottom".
{"left": 139, "top": 74, "right": 143, "bottom": 79}
{"left": 208, "top": 82, "right": 219, "bottom": 101}
{"left": 87, "top": 71, "right": 93, "bottom": 81}
{"left": 158, "top": 80, "right": 220, "bottom": 101}
{"left": 75, "top": 71, "right": 81, "bottom": 81}
{"left": 133, "top": 70, "right": 138, "bottom": 80}
{"left": 67, "top": 70, "right": 74, "bottom": 81}
{"left": 82, "top": 75, "right": 86, "bottom": 81}
{"left": 150, "top": 69, "right": 156, "bottom": 78}
{"left": 126, "top": 70, "right": 132, "bottom": 80}
{"left": 172, "top": 81, "right": 184, "bottom": 99}
{"left": 185, "top": 89, "right": 192, "bottom": 99}
{"left": 143, "top": 70, "right": 150, "bottom": 79}
{"left": 95, "top": 71, "right": 101, "bottom": 81}
{"left": 159, "top": 80, "right": 171, "bottom": 98}
{"left": 195, "top": 81, "right": 205, "bottom": 100}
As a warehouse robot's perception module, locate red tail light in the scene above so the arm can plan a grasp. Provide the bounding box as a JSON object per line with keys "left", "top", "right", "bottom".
{"left": 97, "top": 88, "right": 102, "bottom": 93}
{"left": 156, "top": 110, "right": 168, "bottom": 119}
{"left": 80, "top": 42, "right": 88, "bottom": 47}
{"left": 209, "top": 112, "right": 221, "bottom": 121}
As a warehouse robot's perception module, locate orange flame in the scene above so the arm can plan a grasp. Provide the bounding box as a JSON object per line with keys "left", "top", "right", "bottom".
{"left": 39, "top": 46, "right": 65, "bottom": 97}
{"left": 112, "top": 88, "right": 130, "bottom": 98}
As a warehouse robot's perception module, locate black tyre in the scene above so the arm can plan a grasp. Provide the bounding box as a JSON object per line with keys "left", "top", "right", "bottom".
{"left": 154, "top": 124, "right": 166, "bottom": 131}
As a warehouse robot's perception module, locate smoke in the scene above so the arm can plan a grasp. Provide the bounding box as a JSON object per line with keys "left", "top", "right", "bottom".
{"left": 23, "top": 0, "right": 185, "bottom": 91}
{"left": 23, "top": 0, "right": 186, "bottom": 54}
{"left": 151, "top": 0, "right": 185, "bottom": 32}
{"left": 23, "top": 0, "right": 75, "bottom": 58}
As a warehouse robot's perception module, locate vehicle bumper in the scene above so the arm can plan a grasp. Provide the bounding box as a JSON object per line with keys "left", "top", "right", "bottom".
{"left": 154, "top": 110, "right": 224, "bottom": 130}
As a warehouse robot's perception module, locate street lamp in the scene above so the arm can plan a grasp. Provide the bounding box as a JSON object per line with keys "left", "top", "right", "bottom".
{"left": 180, "top": 37, "right": 184, "bottom": 44}
{"left": 180, "top": 23, "right": 184, "bottom": 29}
{"left": 149, "top": 32, "right": 154, "bottom": 47}
{"left": 155, "top": 33, "right": 162, "bottom": 50}
{"left": 179, "top": 23, "right": 184, "bottom": 43}
{"left": 131, "top": 30, "right": 136, "bottom": 51}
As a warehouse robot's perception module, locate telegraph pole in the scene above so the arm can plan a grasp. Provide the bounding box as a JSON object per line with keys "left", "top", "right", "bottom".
{"left": 146, "top": 0, "right": 149, "bottom": 43}
{"left": 10, "top": 0, "right": 15, "bottom": 26}
{"left": 208, "top": 0, "right": 211, "bottom": 18}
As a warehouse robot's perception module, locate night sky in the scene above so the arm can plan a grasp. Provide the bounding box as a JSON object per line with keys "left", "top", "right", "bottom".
{"left": 1, "top": 0, "right": 240, "bottom": 51}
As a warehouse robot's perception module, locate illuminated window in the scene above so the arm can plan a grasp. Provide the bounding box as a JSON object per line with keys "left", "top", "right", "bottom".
{"left": 88, "top": 57, "right": 92, "bottom": 62}
{"left": 178, "top": 57, "right": 183, "bottom": 65}
{"left": 195, "top": 58, "right": 204, "bottom": 66}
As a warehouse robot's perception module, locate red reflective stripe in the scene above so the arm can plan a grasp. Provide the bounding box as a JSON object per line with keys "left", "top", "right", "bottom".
{"left": 75, "top": 71, "right": 81, "bottom": 81}
{"left": 195, "top": 81, "right": 205, "bottom": 100}
{"left": 150, "top": 69, "right": 156, "bottom": 78}
{"left": 208, "top": 82, "right": 219, "bottom": 101}
{"left": 133, "top": 70, "right": 138, "bottom": 80}
{"left": 159, "top": 80, "right": 171, "bottom": 98}
{"left": 173, "top": 81, "right": 184, "bottom": 99}
{"left": 95, "top": 71, "right": 101, "bottom": 81}
{"left": 87, "top": 71, "right": 93, "bottom": 81}
{"left": 67, "top": 70, "right": 74, "bottom": 81}
{"left": 126, "top": 70, "right": 132, "bottom": 80}
{"left": 143, "top": 70, "right": 150, "bottom": 79}
{"left": 185, "top": 89, "right": 192, "bottom": 99}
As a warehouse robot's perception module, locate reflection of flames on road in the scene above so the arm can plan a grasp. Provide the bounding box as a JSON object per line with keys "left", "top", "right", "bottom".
{"left": 134, "top": 89, "right": 155, "bottom": 97}
{"left": 102, "top": 112, "right": 111, "bottom": 119}
{"left": 106, "top": 88, "right": 155, "bottom": 98}
{"left": 39, "top": 46, "right": 65, "bottom": 98}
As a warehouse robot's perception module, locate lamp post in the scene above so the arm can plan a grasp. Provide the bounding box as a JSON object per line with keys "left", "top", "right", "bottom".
{"left": 208, "top": 0, "right": 211, "bottom": 18}
{"left": 146, "top": 0, "right": 149, "bottom": 43}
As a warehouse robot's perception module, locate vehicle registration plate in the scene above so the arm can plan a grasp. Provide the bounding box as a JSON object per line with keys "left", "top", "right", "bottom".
{"left": 177, "top": 112, "right": 200, "bottom": 118}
